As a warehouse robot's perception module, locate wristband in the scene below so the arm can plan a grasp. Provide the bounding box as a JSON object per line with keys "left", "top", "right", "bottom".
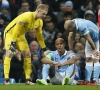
{"left": 42, "top": 47, "right": 47, "bottom": 52}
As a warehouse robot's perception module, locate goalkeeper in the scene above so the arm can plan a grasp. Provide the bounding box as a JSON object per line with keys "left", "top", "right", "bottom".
{"left": 3, "top": 4, "right": 48, "bottom": 85}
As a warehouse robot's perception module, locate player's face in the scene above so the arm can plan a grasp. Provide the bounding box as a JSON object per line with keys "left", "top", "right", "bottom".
{"left": 65, "top": 22, "right": 75, "bottom": 32}
{"left": 55, "top": 40, "right": 65, "bottom": 52}
{"left": 67, "top": 26, "right": 75, "bottom": 32}
{"left": 38, "top": 9, "right": 47, "bottom": 19}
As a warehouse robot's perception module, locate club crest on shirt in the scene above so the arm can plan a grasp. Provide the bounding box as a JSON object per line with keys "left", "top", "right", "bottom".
{"left": 18, "top": 21, "right": 22, "bottom": 25}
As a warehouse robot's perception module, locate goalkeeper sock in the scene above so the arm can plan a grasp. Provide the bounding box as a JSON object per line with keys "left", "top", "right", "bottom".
{"left": 24, "top": 58, "right": 31, "bottom": 79}
{"left": 4, "top": 57, "right": 11, "bottom": 79}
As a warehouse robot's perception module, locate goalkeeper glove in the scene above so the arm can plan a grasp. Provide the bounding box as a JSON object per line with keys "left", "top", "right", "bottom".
{"left": 9, "top": 41, "right": 16, "bottom": 54}
{"left": 42, "top": 47, "right": 51, "bottom": 56}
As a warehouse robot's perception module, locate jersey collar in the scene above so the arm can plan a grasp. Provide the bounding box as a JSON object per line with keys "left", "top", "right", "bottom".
{"left": 56, "top": 50, "right": 67, "bottom": 56}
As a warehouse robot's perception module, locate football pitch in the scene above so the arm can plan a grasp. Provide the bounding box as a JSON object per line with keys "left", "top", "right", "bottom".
{"left": 0, "top": 83, "right": 100, "bottom": 90}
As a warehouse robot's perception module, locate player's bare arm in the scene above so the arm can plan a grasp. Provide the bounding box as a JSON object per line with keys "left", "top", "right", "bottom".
{"left": 68, "top": 32, "right": 74, "bottom": 50}
{"left": 35, "top": 27, "right": 51, "bottom": 58}
{"left": 35, "top": 22, "right": 46, "bottom": 47}
{"left": 62, "top": 55, "right": 76, "bottom": 66}
{"left": 56, "top": 55, "right": 76, "bottom": 69}
{"left": 41, "top": 57, "right": 59, "bottom": 65}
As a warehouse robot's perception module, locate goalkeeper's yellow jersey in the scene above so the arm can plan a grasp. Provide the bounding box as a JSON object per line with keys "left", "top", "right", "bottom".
{"left": 4, "top": 12, "right": 46, "bottom": 48}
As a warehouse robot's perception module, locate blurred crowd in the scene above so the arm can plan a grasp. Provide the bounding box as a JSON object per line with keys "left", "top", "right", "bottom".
{"left": 0, "top": 0, "right": 100, "bottom": 83}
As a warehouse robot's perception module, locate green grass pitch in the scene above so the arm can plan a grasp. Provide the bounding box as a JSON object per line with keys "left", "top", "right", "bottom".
{"left": 0, "top": 83, "right": 100, "bottom": 90}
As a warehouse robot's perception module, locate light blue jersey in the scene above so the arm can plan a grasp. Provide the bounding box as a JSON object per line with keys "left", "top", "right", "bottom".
{"left": 73, "top": 18, "right": 99, "bottom": 42}
{"left": 47, "top": 50, "right": 75, "bottom": 72}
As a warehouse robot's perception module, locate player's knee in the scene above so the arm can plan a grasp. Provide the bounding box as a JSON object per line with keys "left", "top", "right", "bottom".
{"left": 5, "top": 50, "right": 13, "bottom": 57}
{"left": 49, "top": 65, "right": 55, "bottom": 78}
{"left": 86, "top": 57, "right": 92, "bottom": 62}
{"left": 93, "top": 59, "right": 99, "bottom": 63}
{"left": 24, "top": 50, "right": 31, "bottom": 58}
{"left": 70, "top": 69, "right": 75, "bottom": 78}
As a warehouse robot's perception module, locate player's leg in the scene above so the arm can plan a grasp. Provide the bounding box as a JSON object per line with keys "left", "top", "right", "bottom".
{"left": 16, "top": 35, "right": 34, "bottom": 85}
{"left": 36, "top": 64, "right": 51, "bottom": 85}
{"left": 62, "top": 64, "right": 75, "bottom": 85}
{"left": 68, "top": 73, "right": 75, "bottom": 85}
{"left": 3, "top": 33, "right": 14, "bottom": 85}
{"left": 50, "top": 71, "right": 65, "bottom": 85}
{"left": 85, "top": 41, "right": 93, "bottom": 84}
{"left": 92, "top": 41, "right": 100, "bottom": 85}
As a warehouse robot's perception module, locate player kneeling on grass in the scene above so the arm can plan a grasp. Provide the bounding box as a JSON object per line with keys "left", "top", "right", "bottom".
{"left": 36, "top": 38, "right": 76, "bottom": 85}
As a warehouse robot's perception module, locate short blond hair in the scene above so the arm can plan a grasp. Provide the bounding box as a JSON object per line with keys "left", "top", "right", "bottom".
{"left": 36, "top": 4, "right": 49, "bottom": 11}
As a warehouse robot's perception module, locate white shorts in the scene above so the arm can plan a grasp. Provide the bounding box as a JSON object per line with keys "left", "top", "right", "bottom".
{"left": 50, "top": 72, "right": 65, "bottom": 85}
{"left": 85, "top": 41, "right": 99, "bottom": 58}
{"left": 50, "top": 71, "right": 75, "bottom": 85}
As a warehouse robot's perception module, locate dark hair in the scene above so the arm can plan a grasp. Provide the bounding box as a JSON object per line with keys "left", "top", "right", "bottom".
{"left": 21, "top": 1, "right": 29, "bottom": 5}
{"left": 84, "top": 0, "right": 92, "bottom": 8}
{"left": 18, "top": 9, "right": 24, "bottom": 13}
{"left": 46, "top": 20, "right": 54, "bottom": 24}
{"left": 53, "top": 31, "right": 62, "bottom": 43}
{"left": 64, "top": 11, "right": 72, "bottom": 17}
{"left": 55, "top": 38, "right": 66, "bottom": 45}
{"left": 31, "top": 52, "right": 40, "bottom": 59}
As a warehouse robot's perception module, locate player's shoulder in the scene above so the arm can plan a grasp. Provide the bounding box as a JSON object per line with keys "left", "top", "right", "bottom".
{"left": 66, "top": 51, "right": 75, "bottom": 56}
{"left": 23, "top": 11, "right": 33, "bottom": 14}
{"left": 52, "top": 50, "right": 61, "bottom": 56}
{"left": 19, "top": 12, "right": 33, "bottom": 17}
{"left": 48, "top": 51, "right": 57, "bottom": 56}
